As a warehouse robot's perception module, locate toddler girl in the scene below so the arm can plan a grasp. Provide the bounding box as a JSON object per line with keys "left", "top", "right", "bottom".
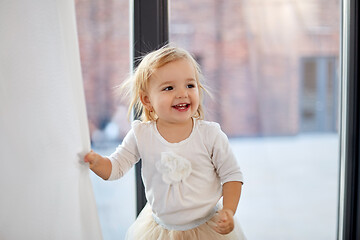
{"left": 84, "top": 46, "right": 246, "bottom": 239}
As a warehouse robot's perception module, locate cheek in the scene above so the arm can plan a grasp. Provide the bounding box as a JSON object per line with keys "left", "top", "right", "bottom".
{"left": 153, "top": 94, "right": 171, "bottom": 107}
{"left": 192, "top": 90, "right": 200, "bottom": 102}
{"left": 190, "top": 95, "right": 200, "bottom": 111}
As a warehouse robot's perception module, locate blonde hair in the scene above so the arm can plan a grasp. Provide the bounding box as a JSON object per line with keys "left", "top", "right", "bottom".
{"left": 121, "top": 45, "right": 208, "bottom": 122}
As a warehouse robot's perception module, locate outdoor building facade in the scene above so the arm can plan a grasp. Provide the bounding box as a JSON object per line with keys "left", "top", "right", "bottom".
{"left": 75, "top": 0, "right": 340, "bottom": 139}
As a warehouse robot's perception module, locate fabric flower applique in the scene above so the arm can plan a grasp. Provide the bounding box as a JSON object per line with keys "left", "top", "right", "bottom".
{"left": 156, "top": 152, "right": 192, "bottom": 185}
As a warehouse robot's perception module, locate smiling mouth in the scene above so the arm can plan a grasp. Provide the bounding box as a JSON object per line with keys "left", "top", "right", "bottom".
{"left": 172, "top": 103, "right": 190, "bottom": 110}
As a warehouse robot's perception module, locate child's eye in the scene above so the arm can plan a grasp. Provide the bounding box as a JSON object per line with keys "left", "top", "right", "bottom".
{"left": 187, "top": 84, "right": 195, "bottom": 88}
{"left": 163, "top": 86, "right": 173, "bottom": 91}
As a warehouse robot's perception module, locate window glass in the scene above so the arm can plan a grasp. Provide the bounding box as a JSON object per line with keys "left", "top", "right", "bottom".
{"left": 170, "top": 0, "right": 340, "bottom": 239}
{"left": 75, "top": 1, "right": 135, "bottom": 239}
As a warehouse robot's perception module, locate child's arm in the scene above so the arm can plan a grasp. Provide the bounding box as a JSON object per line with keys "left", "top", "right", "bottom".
{"left": 213, "top": 181, "right": 243, "bottom": 235}
{"left": 223, "top": 181, "right": 242, "bottom": 214}
{"left": 84, "top": 150, "right": 112, "bottom": 180}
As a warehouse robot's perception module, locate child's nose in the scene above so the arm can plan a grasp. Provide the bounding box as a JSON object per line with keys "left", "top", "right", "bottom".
{"left": 176, "top": 88, "right": 188, "bottom": 98}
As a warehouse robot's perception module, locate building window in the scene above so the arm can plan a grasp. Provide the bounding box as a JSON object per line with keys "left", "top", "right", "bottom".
{"left": 300, "top": 57, "right": 338, "bottom": 132}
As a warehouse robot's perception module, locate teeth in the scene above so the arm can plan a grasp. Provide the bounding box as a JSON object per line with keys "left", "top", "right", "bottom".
{"left": 173, "top": 103, "right": 189, "bottom": 109}
{"left": 175, "top": 104, "right": 188, "bottom": 108}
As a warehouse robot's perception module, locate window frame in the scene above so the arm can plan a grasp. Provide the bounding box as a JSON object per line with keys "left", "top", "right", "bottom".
{"left": 338, "top": 0, "right": 360, "bottom": 239}
{"left": 131, "top": 0, "right": 169, "bottom": 216}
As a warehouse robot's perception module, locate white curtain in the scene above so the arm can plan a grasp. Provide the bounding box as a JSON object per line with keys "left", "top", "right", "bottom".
{"left": 0, "top": 1, "right": 102, "bottom": 239}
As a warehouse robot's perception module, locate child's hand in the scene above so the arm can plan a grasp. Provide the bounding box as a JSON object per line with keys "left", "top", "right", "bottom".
{"left": 84, "top": 150, "right": 112, "bottom": 180}
{"left": 212, "top": 208, "right": 235, "bottom": 235}
{"left": 84, "top": 150, "right": 102, "bottom": 170}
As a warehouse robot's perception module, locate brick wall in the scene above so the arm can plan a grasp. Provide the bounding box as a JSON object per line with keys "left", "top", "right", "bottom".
{"left": 75, "top": 0, "right": 340, "bottom": 138}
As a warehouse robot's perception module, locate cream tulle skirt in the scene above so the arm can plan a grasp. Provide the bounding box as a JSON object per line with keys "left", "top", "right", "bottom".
{"left": 125, "top": 204, "right": 247, "bottom": 240}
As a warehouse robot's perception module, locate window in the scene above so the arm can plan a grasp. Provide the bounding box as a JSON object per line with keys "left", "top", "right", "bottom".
{"left": 301, "top": 57, "right": 338, "bottom": 132}
{"left": 73, "top": 0, "right": 360, "bottom": 239}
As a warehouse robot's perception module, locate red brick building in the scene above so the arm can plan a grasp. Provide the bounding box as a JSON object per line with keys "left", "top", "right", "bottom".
{"left": 75, "top": 0, "right": 340, "bottom": 139}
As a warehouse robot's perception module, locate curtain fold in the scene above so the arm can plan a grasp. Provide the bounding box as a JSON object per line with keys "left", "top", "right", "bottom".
{"left": 0, "top": 0, "right": 102, "bottom": 239}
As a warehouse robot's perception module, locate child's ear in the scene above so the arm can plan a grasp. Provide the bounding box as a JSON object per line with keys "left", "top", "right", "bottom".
{"left": 139, "top": 91, "right": 153, "bottom": 111}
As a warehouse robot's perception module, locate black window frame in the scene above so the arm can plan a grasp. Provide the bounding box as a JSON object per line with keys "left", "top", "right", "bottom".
{"left": 338, "top": 0, "right": 360, "bottom": 239}
{"left": 131, "top": 0, "right": 168, "bottom": 216}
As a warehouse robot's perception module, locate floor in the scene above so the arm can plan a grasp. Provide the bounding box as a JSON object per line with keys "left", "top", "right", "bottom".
{"left": 90, "top": 133, "right": 339, "bottom": 240}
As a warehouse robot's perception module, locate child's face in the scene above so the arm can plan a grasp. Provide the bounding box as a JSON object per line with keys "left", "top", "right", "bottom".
{"left": 142, "top": 58, "right": 200, "bottom": 125}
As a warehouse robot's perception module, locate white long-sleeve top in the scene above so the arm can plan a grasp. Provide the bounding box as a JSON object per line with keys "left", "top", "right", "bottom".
{"left": 107, "top": 118, "right": 244, "bottom": 230}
